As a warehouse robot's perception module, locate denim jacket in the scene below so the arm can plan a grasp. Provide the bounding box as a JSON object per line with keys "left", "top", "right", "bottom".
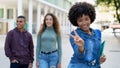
{"left": 69, "top": 28, "right": 101, "bottom": 68}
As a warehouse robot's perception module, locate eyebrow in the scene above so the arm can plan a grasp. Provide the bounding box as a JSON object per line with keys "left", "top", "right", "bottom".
{"left": 17, "top": 21, "right": 23, "bottom": 22}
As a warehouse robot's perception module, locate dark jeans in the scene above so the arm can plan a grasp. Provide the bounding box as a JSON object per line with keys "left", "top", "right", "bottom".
{"left": 10, "top": 63, "right": 28, "bottom": 68}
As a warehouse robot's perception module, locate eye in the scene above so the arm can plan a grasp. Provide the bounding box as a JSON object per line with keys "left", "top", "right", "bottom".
{"left": 78, "top": 19, "right": 83, "bottom": 24}
{"left": 79, "top": 20, "right": 82, "bottom": 22}
{"left": 17, "top": 21, "right": 23, "bottom": 22}
{"left": 85, "top": 18, "right": 89, "bottom": 21}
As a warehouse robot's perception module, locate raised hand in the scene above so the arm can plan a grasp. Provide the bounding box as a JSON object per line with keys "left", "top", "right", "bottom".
{"left": 68, "top": 30, "right": 84, "bottom": 52}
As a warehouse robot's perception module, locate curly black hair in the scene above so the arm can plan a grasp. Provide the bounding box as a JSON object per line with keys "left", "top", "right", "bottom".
{"left": 68, "top": 2, "right": 96, "bottom": 26}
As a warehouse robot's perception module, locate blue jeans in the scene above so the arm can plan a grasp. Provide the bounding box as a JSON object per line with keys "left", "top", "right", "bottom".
{"left": 39, "top": 51, "right": 58, "bottom": 68}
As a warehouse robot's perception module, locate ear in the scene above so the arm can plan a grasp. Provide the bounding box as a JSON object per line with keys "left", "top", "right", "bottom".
{"left": 24, "top": 21, "right": 26, "bottom": 24}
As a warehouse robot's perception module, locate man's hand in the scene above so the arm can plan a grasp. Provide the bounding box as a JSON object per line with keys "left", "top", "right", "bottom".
{"left": 28, "top": 63, "right": 33, "bottom": 68}
{"left": 11, "top": 59, "right": 19, "bottom": 63}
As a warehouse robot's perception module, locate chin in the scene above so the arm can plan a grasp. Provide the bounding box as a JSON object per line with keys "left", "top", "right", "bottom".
{"left": 47, "top": 25, "right": 52, "bottom": 27}
{"left": 17, "top": 27, "right": 22, "bottom": 29}
{"left": 82, "top": 29, "right": 89, "bottom": 32}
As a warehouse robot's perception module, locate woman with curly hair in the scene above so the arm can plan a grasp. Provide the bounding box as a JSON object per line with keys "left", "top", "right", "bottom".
{"left": 68, "top": 2, "right": 106, "bottom": 68}
{"left": 36, "top": 13, "right": 62, "bottom": 68}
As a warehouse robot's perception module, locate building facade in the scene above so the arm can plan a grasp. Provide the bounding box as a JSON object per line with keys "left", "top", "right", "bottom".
{"left": 0, "top": 0, "right": 75, "bottom": 35}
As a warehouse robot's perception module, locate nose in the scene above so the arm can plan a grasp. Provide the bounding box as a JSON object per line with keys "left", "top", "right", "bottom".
{"left": 82, "top": 21, "right": 87, "bottom": 25}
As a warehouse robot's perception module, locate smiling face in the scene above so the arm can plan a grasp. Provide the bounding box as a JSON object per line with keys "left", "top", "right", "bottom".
{"left": 77, "top": 14, "right": 91, "bottom": 33}
{"left": 16, "top": 18, "right": 26, "bottom": 30}
{"left": 45, "top": 15, "right": 53, "bottom": 27}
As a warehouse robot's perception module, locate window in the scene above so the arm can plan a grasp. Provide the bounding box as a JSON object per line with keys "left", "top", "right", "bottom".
{"left": 0, "top": 8, "right": 4, "bottom": 18}
{"left": 7, "top": 9, "right": 13, "bottom": 19}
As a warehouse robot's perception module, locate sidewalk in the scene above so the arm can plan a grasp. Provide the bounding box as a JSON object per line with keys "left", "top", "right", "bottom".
{"left": 0, "top": 28, "right": 120, "bottom": 68}
{"left": 0, "top": 34, "right": 72, "bottom": 68}
{"left": 101, "top": 28, "right": 120, "bottom": 68}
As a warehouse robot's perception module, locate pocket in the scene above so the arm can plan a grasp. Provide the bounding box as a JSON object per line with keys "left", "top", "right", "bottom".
{"left": 50, "top": 52, "right": 59, "bottom": 61}
{"left": 39, "top": 53, "right": 46, "bottom": 59}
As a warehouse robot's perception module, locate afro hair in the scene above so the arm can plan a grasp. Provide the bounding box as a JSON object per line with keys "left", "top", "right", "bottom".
{"left": 68, "top": 2, "right": 96, "bottom": 26}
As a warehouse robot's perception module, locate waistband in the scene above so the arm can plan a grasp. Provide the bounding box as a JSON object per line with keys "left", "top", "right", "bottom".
{"left": 41, "top": 50, "right": 57, "bottom": 54}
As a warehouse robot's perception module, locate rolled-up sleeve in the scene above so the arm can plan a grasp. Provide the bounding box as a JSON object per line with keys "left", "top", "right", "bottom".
{"left": 69, "top": 31, "right": 85, "bottom": 59}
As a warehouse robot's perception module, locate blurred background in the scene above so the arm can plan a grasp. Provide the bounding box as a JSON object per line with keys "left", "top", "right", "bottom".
{"left": 0, "top": 0, "right": 120, "bottom": 68}
{"left": 0, "top": 0, "right": 119, "bottom": 35}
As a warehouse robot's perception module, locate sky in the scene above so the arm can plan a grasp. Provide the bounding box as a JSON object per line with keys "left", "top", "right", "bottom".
{"left": 77, "top": 0, "right": 96, "bottom": 5}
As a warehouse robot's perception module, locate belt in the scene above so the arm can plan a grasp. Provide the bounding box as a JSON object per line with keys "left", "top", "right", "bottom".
{"left": 41, "top": 50, "right": 57, "bottom": 54}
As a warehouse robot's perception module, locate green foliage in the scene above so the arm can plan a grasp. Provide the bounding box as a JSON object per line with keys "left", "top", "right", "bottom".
{"left": 96, "top": 0, "right": 120, "bottom": 23}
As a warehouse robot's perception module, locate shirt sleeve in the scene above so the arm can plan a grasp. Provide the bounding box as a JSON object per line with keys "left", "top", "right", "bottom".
{"left": 36, "top": 35, "right": 41, "bottom": 61}
{"left": 69, "top": 31, "right": 84, "bottom": 59}
{"left": 57, "top": 34, "right": 62, "bottom": 63}
{"left": 4, "top": 31, "right": 14, "bottom": 60}
{"left": 29, "top": 35, "right": 34, "bottom": 63}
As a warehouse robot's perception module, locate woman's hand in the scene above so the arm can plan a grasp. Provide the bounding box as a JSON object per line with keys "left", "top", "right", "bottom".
{"left": 57, "top": 63, "right": 61, "bottom": 68}
{"left": 100, "top": 54, "right": 106, "bottom": 64}
{"left": 36, "top": 61, "right": 39, "bottom": 68}
{"left": 68, "top": 30, "right": 84, "bottom": 52}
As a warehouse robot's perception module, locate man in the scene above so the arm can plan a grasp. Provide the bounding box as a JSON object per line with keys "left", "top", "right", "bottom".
{"left": 4, "top": 16, "right": 34, "bottom": 68}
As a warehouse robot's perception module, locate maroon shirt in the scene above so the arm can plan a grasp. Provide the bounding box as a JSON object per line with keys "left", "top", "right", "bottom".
{"left": 4, "top": 28, "right": 34, "bottom": 64}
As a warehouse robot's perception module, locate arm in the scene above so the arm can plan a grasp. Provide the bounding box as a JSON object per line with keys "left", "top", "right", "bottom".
{"left": 96, "top": 29, "right": 106, "bottom": 64}
{"left": 36, "top": 35, "right": 41, "bottom": 62}
{"left": 29, "top": 35, "right": 34, "bottom": 63}
{"left": 4, "top": 31, "right": 13, "bottom": 60}
{"left": 36, "top": 35, "right": 41, "bottom": 68}
{"left": 69, "top": 31, "right": 85, "bottom": 59}
{"left": 57, "top": 34, "right": 62, "bottom": 64}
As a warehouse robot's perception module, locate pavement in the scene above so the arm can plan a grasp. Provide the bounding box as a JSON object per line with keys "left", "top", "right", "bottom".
{"left": 101, "top": 28, "right": 120, "bottom": 68}
{"left": 0, "top": 28, "right": 120, "bottom": 68}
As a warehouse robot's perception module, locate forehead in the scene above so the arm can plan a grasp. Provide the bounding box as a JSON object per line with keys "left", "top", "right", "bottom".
{"left": 78, "top": 14, "right": 90, "bottom": 19}
{"left": 17, "top": 18, "right": 25, "bottom": 21}
{"left": 46, "top": 15, "right": 53, "bottom": 19}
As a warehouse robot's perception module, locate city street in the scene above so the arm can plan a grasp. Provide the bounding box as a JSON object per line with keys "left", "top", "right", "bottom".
{"left": 0, "top": 28, "right": 120, "bottom": 68}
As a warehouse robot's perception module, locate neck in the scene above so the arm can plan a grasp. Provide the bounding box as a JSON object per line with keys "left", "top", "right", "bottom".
{"left": 46, "top": 26, "right": 53, "bottom": 29}
{"left": 18, "top": 28, "right": 24, "bottom": 32}
{"left": 88, "top": 31, "right": 92, "bottom": 35}
{"left": 82, "top": 29, "right": 92, "bottom": 35}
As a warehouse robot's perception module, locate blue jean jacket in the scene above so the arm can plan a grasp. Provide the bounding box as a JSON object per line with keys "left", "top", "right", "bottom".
{"left": 68, "top": 28, "right": 101, "bottom": 68}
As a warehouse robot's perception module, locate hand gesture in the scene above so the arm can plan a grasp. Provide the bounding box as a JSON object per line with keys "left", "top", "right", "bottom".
{"left": 68, "top": 30, "right": 84, "bottom": 52}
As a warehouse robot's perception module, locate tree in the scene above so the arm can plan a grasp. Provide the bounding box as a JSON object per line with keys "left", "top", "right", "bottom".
{"left": 96, "top": 0, "right": 120, "bottom": 23}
